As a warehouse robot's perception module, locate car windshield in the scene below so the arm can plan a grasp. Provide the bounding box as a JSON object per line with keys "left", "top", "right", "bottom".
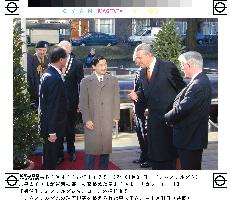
{"left": 83, "top": 33, "right": 92, "bottom": 38}
{"left": 134, "top": 29, "right": 146, "bottom": 36}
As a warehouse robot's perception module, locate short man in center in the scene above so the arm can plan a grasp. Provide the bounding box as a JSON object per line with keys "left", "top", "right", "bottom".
{"left": 79, "top": 56, "right": 120, "bottom": 170}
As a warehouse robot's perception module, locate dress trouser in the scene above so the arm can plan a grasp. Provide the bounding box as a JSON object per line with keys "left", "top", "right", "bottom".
{"left": 151, "top": 159, "right": 176, "bottom": 170}
{"left": 177, "top": 148, "right": 203, "bottom": 170}
{"left": 135, "top": 114, "right": 148, "bottom": 161}
{"left": 85, "top": 154, "right": 110, "bottom": 170}
{"left": 43, "top": 137, "right": 61, "bottom": 170}
{"left": 58, "top": 110, "right": 76, "bottom": 158}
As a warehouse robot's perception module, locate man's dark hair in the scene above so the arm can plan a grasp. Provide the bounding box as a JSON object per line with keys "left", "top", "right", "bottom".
{"left": 50, "top": 47, "right": 67, "bottom": 63}
{"left": 91, "top": 56, "right": 106, "bottom": 66}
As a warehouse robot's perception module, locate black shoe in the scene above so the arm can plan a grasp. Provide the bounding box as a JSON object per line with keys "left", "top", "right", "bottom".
{"left": 57, "top": 157, "right": 64, "bottom": 165}
{"left": 132, "top": 158, "right": 146, "bottom": 164}
{"left": 140, "top": 161, "right": 152, "bottom": 168}
{"left": 69, "top": 153, "right": 76, "bottom": 161}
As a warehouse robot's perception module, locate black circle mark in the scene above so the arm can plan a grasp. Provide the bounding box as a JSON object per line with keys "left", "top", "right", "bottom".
{"left": 6, "top": 175, "right": 19, "bottom": 186}
{"left": 214, "top": 175, "right": 227, "bottom": 187}
{"left": 214, "top": 2, "right": 227, "bottom": 13}
{"left": 5, "top": 2, "right": 19, "bottom": 13}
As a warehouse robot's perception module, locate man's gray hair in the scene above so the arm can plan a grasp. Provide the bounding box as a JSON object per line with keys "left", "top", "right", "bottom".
{"left": 58, "top": 40, "right": 71, "bottom": 48}
{"left": 178, "top": 51, "right": 203, "bottom": 68}
{"left": 134, "top": 43, "right": 154, "bottom": 56}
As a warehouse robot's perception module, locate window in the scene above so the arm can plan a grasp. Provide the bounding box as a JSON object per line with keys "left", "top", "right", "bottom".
{"left": 202, "top": 21, "right": 218, "bottom": 35}
{"left": 174, "top": 21, "right": 187, "bottom": 35}
{"left": 211, "top": 22, "right": 218, "bottom": 35}
{"left": 132, "top": 19, "right": 150, "bottom": 35}
{"left": 95, "top": 19, "right": 115, "bottom": 35}
{"left": 59, "top": 29, "right": 70, "bottom": 35}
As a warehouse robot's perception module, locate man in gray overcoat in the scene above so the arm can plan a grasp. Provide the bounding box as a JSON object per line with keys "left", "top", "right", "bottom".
{"left": 79, "top": 56, "right": 120, "bottom": 170}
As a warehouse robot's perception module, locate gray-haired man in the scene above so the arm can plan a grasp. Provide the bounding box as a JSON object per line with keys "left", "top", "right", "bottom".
{"left": 129, "top": 43, "right": 186, "bottom": 170}
{"left": 165, "top": 51, "right": 212, "bottom": 170}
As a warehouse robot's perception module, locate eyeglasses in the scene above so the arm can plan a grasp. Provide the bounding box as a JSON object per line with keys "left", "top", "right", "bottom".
{"left": 180, "top": 62, "right": 190, "bottom": 70}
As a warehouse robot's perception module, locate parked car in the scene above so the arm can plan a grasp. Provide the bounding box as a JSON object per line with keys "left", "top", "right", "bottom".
{"left": 180, "top": 32, "right": 218, "bottom": 45}
{"left": 72, "top": 32, "right": 118, "bottom": 46}
{"left": 127, "top": 27, "right": 161, "bottom": 46}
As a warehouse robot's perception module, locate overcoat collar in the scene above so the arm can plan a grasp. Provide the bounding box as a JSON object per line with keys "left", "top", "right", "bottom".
{"left": 89, "top": 72, "right": 110, "bottom": 88}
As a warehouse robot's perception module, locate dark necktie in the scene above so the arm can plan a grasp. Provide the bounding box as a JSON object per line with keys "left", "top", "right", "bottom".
{"left": 100, "top": 77, "right": 103, "bottom": 83}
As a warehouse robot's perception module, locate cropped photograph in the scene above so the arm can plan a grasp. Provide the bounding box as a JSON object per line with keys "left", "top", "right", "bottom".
{"left": 13, "top": 18, "right": 218, "bottom": 170}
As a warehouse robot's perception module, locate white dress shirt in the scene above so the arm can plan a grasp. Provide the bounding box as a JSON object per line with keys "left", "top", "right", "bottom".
{"left": 147, "top": 57, "right": 157, "bottom": 76}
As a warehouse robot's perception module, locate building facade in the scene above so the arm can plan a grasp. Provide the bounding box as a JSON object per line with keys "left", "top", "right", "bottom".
{"left": 26, "top": 18, "right": 218, "bottom": 44}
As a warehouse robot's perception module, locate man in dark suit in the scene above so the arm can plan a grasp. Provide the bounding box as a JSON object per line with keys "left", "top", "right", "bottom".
{"left": 164, "top": 51, "right": 212, "bottom": 170}
{"left": 57, "top": 40, "right": 84, "bottom": 163}
{"left": 27, "top": 41, "right": 49, "bottom": 109}
{"left": 129, "top": 43, "right": 186, "bottom": 170}
{"left": 39, "top": 47, "right": 68, "bottom": 170}
{"left": 132, "top": 54, "right": 150, "bottom": 168}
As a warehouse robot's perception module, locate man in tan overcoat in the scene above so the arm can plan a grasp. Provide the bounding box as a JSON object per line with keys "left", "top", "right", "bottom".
{"left": 79, "top": 56, "right": 120, "bottom": 170}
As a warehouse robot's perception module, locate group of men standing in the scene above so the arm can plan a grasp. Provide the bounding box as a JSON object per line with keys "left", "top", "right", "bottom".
{"left": 129, "top": 43, "right": 212, "bottom": 170}
{"left": 27, "top": 41, "right": 120, "bottom": 170}
{"left": 27, "top": 40, "right": 212, "bottom": 170}
{"left": 27, "top": 40, "right": 84, "bottom": 170}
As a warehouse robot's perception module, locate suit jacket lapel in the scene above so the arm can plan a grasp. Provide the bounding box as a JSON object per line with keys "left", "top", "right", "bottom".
{"left": 173, "top": 75, "right": 198, "bottom": 107}
{"left": 144, "top": 58, "right": 160, "bottom": 90}
{"left": 149, "top": 58, "right": 160, "bottom": 84}
{"left": 173, "top": 86, "right": 189, "bottom": 107}
{"left": 140, "top": 68, "right": 150, "bottom": 100}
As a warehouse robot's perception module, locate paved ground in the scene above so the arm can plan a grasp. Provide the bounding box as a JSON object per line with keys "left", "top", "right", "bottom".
{"left": 75, "top": 132, "right": 218, "bottom": 170}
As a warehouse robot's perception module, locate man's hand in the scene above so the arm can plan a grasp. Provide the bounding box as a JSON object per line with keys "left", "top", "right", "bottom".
{"left": 86, "top": 121, "right": 94, "bottom": 130}
{"left": 128, "top": 90, "right": 138, "bottom": 101}
{"left": 48, "top": 134, "right": 57, "bottom": 143}
{"left": 113, "top": 119, "right": 119, "bottom": 124}
{"left": 77, "top": 104, "right": 80, "bottom": 113}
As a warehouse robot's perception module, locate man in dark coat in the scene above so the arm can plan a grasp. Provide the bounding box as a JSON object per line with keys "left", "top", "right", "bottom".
{"left": 27, "top": 41, "right": 49, "bottom": 108}
{"left": 129, "top": 43, "right": 186, "bottom": 170}
{"left": 165, "top": 51, "right": 212, "bottom": 170}
{"left": 84, "top": 48, "right": 95, "bottom": 68}
{"left": 39, "top": 47, "right": 68, "bottom": 170}
{"left": 57, "top": 40, "right": 84, "bottom": 163}
{"left": 132, "top": 55, "right": 150, "bottom": 168}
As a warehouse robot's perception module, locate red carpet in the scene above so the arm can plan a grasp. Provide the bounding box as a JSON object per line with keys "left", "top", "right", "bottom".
{"left": 29, "top": 152, "right": 121, "bottom": 170}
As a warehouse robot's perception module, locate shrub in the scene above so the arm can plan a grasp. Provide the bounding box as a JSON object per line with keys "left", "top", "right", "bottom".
{"left": 13, "top": 21, "right": 42, "bottom": 169}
